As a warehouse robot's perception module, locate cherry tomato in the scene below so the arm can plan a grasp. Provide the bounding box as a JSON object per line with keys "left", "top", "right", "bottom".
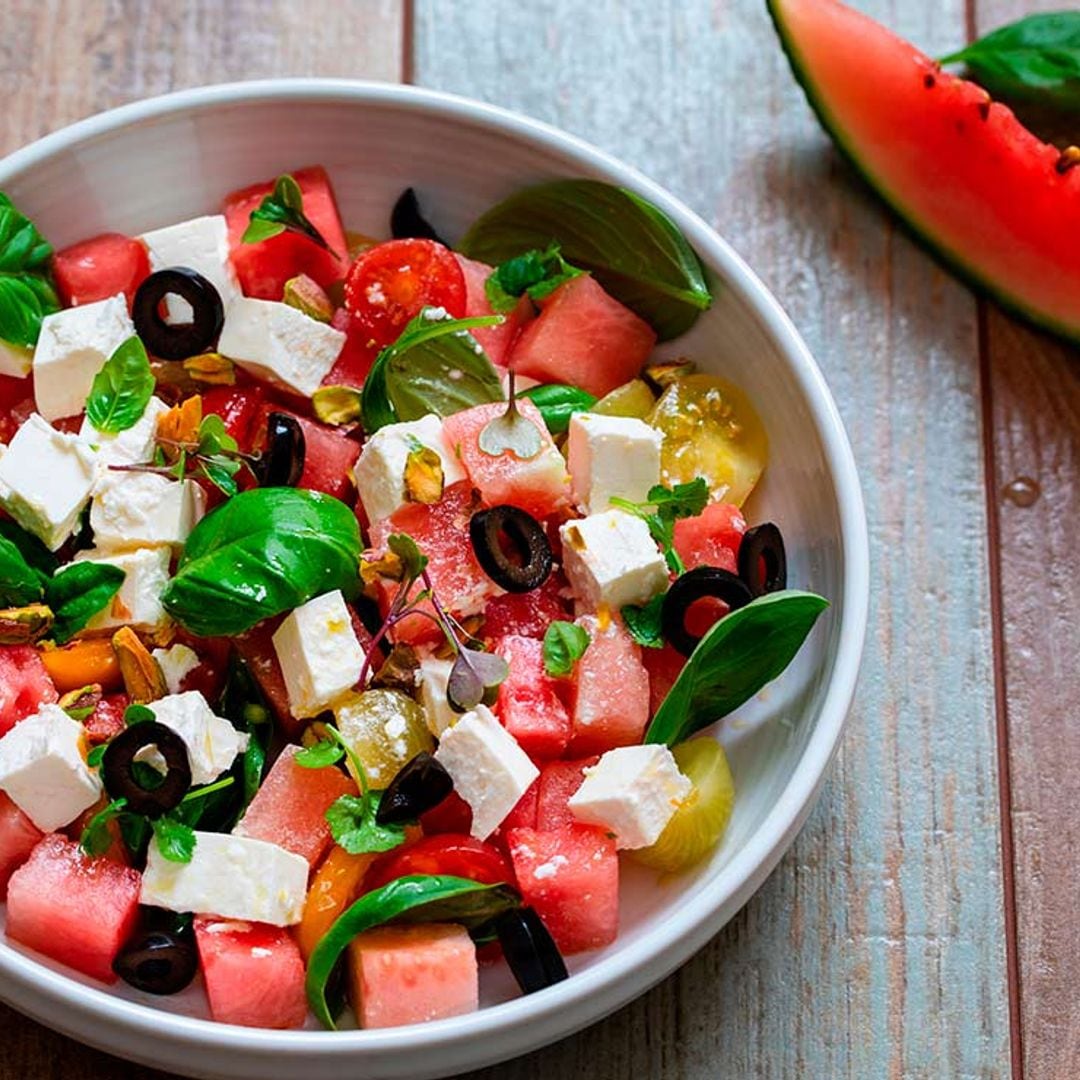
{"left": 343, "top": 239, "right": 466, "bottom": 348}
{"left": 365, "top": 833, "right": 513, "bottom": 892}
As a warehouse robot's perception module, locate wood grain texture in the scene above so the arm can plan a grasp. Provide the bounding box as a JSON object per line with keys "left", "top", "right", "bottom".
{"left": 975, "top": 4, "right": 1080, "bottom": 1077}
{"left": 415, "top": 1, "right": 1011, "bottom": 1076}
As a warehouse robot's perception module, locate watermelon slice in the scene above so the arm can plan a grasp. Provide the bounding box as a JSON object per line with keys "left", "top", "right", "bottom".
{"left": 6, "top": 833, "right": 141, "bottom": 982}
{"left": 536, "top": 756, "right": 599, "bottom": 831}
{"left": 52, "top": 232, "right": 150, "bottom": 311}
{"left": 348, "top": 923, "right": 479, "bottom": 1029}
{"left": 234, "top": 618, "right": 295, "bottom": 735}
{"left": 0, "top": 792, "right": 42, "bottom": 896}
{"left": 673, "top": 502, "right": 746, "bottom": 573}
{"left": 455, "top": 254, "right": 533, "bottom": 367}
{"left": 643, "top": 644, "right": 686, "bottom": 718}
{"left": 194, "top": 917, "right": 308, "bottom": 1029}
{"left": 0, "top": 646, "right": 58, "bottom": 738}
{"left": 769, "top": 0, "right": 1080, "bottom": 341}
{"left": 495, "top": 635, "right": 571, "bottom": 761}
{"left": 322, "top": 308, "right": 379, "bottom": 389}
{"left": 234, "top": 744, "right": 355, "bottom": 867}
{"left": 481, "top": 573, "right": 571, "bottom": 645}
{"left": 255, "top": 404, "right": 360, "bottom": 503}
{"left": 84, "top": 693, "right": 128, "bottom": 744}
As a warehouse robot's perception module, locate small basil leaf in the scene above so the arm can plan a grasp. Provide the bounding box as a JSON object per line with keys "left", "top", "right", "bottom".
{"left": 216, "top": 653, "right": 271, "bottom": 813}
{"left": 646, "top": 479, "right": 709, "bottom": 518}
{"left": 85, "top": 336, "right": 155, "bottom": 434}
{"left": 461, "top": 180, "right": 711, "bottom": 340}
{"left": 621, "top": 593, "right": 667, "bottom": 649}
{"left": 124, "top": 703, "right": 156, "bottom": 726}
{"left": 242, "top": 174, "right": 333, "bottom": 253}
{"left": 484, "top": 245, "right": 583, "bottom": 313}
{"left": 294, "top": 740, "right": 345, "bottom": 770}
{"left": 0, "top": 535, "right": 45, "bottom": 607}
{"left": 325, "top": 792, "right": 408, "bottom": 855}
{"left": 542, "top": 620, "right": 591, "bottom": 677}
{"left": 644, "top": 590, "right": 829, "bottom": 747}
{"left": 162, "top": 488, "right": 362, "bottom": 637}
{"left": 0, "top": 193, "right": 60, "bottom": 349}
{"left": 86, "top": 744, "right": 106, "bottom": 768}
{"left": 0, "top": 519, "right": 57, "bottom": 582}
{"left": 152, "top": 815, "right": 197, "bottom": 863}
{"left": 518, "top": 384, "right": 597, "bottom": 435}
{"left": 46, "top": 562, "right": 125, "bottom": 644}
{"left": 79, "top": 797, "right": 127, "bottom": 857}
{"left": 387, "top": 532, "right": 428, "bottom": 583}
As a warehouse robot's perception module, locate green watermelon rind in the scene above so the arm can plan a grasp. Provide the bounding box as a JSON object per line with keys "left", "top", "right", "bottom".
{"left": 766, "top": 0, "right": 1080, "bottom": 345}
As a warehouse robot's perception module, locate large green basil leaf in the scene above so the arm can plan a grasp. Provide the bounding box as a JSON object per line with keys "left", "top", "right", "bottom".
{"left": 162, "top": 488, "right": 362, "bottom": 636}
{"left": 85, "top": 336, "right": 155, "bottom": 434}
{"left": 46, "top": 562, "right": 126, "bottom": 644}
{"left": 0, "top": 519, "right": 55, "bottom": 607}
{"left": 645, "top": 590, "right": 829, "bottom": 747}
{"left": 361, "top": 311, "right": 505, "bottom": 434}
{"left": 460, "top": 180, "right": 711, "bottom": 341}
{"left": 0, "top": 193, "right": 59, "bottom": 349}
{"left": 306, "top": 875, "right": 520, "bottom": 1029}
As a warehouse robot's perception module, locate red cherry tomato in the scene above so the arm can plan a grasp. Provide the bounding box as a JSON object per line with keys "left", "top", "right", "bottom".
{"left": 365, "top": 833, "right": 513, "bottom": 892}
{"left": 343, "top": 239, "right": 466, "bottom": 349}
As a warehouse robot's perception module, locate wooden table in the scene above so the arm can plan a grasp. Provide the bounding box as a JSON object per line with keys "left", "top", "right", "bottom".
{"left": 1, "top": 1, "right": 1075, "bottom": 1077}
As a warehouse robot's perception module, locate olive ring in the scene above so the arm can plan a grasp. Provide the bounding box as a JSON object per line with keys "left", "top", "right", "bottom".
{"left": 132, "top": 266, "right": 225, "bottom": 361}
{"left": 737, "top": 522, "right": 787, "bottom": 597}
{"left": 661, "top": 567, "right": 753, "bottom": 657}
{"left": 469, "top": 505, "right": 553, "bottom": 594}
{"left": 113, "top": 928, "right": 199, "bottom": 996}
{"left": 253, "top": 411, "right": 306, "bottom": 488}
{"left": 101, "top": 721, "right": 192, "bottom": 817}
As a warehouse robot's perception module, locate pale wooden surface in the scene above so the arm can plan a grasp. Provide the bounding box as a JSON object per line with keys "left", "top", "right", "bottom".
{"left": 1, "top": 0, "right": 1076, "bottom": 1077}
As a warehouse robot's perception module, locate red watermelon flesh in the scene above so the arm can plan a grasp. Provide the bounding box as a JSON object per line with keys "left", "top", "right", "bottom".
{"left": 673, "top": 502, "right": 746, "bottom": 573}
{"left": 495, "top": 635, "right": 571, "bottom": 761}
{"left": 481, "top": 573, "right": 571, "bottom": 645}
{"left": 0, "top": 646, "right": 58, "bottom": 737}
{"left": 52, "top": 232, "right": 150, "bottom": 311}
{"left": 234, "top": 744, "right": 355, "bottom": 866}
{"left": 224, "top": 165, "right": 348, "bottom": 300}
{"left": 84, "top": 693, "right": 128, "bottom": 744}
{"left": 455, "top": 254, "right": 533, "bottom": 367}
{"left": 194, "top": 917, "right": 308, "bottom": 1029}
{"left": 643, "top": 644, "right": 686, "bottom": 718}
{"left": 0, "top": 793, "right": 42, "bottom": 896}
{"left": 769, "top": 0, "right": 1080, "bottom": 341}
{"left": 536, "top": 756, "right": 599, "bottom": 832}
{"left": 255, "top": 404, "right": 359, "bottom": 503}
{"left": 323, "top": 308, "right": 379, "bottom": 388}
{"left": 508, "top": 274, "right": 656, "bottom": 397}
{"left": 6, "top": 833, "right": 141, "bottom": 982}
{"left": 507, "top": 825, "right": 618, "bottom": 954}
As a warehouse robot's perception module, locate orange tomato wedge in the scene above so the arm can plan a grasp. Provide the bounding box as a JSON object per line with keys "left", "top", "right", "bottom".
{"left": 40, "top": 639, "right": 122, "bottom": 694}
{"left": 298, "top": 848, "right": 377, "bottom": 963}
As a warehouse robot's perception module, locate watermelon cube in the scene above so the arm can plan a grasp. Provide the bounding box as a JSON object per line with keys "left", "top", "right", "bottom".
{"left": 570, "top": 615, "right": 650, "bottom": 755}
{"left": 642, "top": 644, "right": 686, "bottom": 717}
{"left": 234, "top": 618, "right": 296, "bottom": 735}
{"left": 256, "top": 405, "right": 360, "bottom": 503}
{"left": 348, "top": 923, "right": 478, "bottom": 1029}
{"left": 52, "top": 232, "right": 150, "bottom": 311}
{"left": 536, "top": 756, "right": 599, "bottom": 831}
{"left": 322, "top": 308, "right": 379, "bottom": 389}
{"left": 6, "top": 833, "right": 141, "bottom": 982}
{"left": 507, "top": 825, "right": 618, "bottom": 954}
{"left": 0, "top": 646, "right": 58, "bottom": 738}
{"left": 194, "top": 917, "right": 308, "bottom": 1029}
{"left": 442, "top": 399, "right": 571, "bottom": 519}
{"left": 0, "top": 792, "right": 42, "bottom": 896}
{"left": 672, "top": 502, "right": 746, "bottom": 573}
{"left": 502, "top": 778, "right": 540, "bottom": 832}
{"left": 495, "top": 636, "right": 570, "bottom": 761}
{"left": 508, "top": 275, "right": 656, "bottom": 398}
{"left": 481, "top": 573, "right": 571, "bottom": 646}
{"left": 234, "top": 744, "right": 355, "bottom": 867}
{"left": 202, "top": 385, "right": 266, "bottom": 453}
{"left": 84, "top": 693, "right": 128, "bottom": 744}
{"left": 224, "top": 165, "right": 348, "bottom": 300}
{"left": 455, "top": 254, "right": 533, "bottom": 367}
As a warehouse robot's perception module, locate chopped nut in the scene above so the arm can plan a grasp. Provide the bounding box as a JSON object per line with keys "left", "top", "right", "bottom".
{"left": 404, "top": 445, "right": 445, "bottom": 504}
{"left": 58, "top": 683, "right": 103, "bottom": 718}
{"left": 312, "top": 385, "right": 363, "bottom": 426}
{"left": 371, "top": 643, "right": 420, "bottom": 694}
{"left": 111, "top": 627, "right": 168, "bottom": 703}
{"left": 183, "top": 352, "right": 236, "bottom": 385}
{"left": 157, "top": 394, "right": 203, "bottom": 454}
{"left": 360, "top": 551, "right": 404, "bottom": 588}
{"left": 283, "top": 274, "right": 334, "bottom": 323}
{"left": 645, "top": 359, "right": 696, "bottom": 390}
{"left": 0, "top": 603, "right": 54, "bottom": 645}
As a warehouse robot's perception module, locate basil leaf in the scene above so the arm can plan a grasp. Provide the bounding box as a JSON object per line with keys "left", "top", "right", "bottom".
{"left": 484, "top": 245, "right": 583, "bottom": 313}
{"left": 306, "top": 875, "right": 519, "bottom": 1029}
{"left": 461, "top": 180, "right": 711, "bottom": 341}
{"left": 518, "top": 384, "right": 597, "bottom": 435}
{"left": 325, "top": 792, "right": 408, "bottom": 855}
{"left": 387, "top": 532, "right": 428, "bottom": 582}
{"left": 85, "top": 336, "right": 154, "bottom": 434}
{"left": 621, "top": 593, "right": 666, "bottom": 649}
{"left": 79, "top": 797, "right": 127, "bottom": 857}
{"left": 124, "top": 703, "right": 155, "bottom": 726}
{"left": 86, "top": 744, "right": 106, "bottom": 768}
{"left": 0, "top": 519, "right": 57, "bottom": 583}
{"left": 0, "top": 193, "right": 60, "bottom": 349}
{"left": 644, "top": 590, "right": 829, "bottom": 747}
{"left": 940, "top": 13, "right": 1080, "bottom": 110}
{"left": 294, "top": 740, "right": 345, "bottom": 770}
{"left": 152, "top": 815, "right": 197, "bottom": 863}
{"left": 360, "top": 311, "right": 505, "bottom": 434}
{"left": 242, "top": 174, "right": 333, "bottom": 253}
{"left": 543, "top": 620, "right": 591, "bottom": 677}
{"left": 162, "top": 488, "right": 362, "bottom": 637}
{"left": 46, "top": 562, "right": 125, "bottom": 644}
{"left": 0, "top": 535, "right": 45, "bottom": 607}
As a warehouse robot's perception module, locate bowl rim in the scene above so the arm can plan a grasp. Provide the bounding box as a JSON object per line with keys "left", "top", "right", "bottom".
{"left": 0, "top": 77, "right": 869, "bottom": 1063}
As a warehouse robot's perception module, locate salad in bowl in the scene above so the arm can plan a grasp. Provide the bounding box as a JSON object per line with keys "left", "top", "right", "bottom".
{"left": 0, "top": 163, "right": 826, "bottom": 1033}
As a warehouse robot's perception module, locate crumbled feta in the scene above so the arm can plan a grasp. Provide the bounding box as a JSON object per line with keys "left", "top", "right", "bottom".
{"left": 72, "top": 546, "right": 171, "bottom": 632}
{"left": 32, "top": 293, "right": 135, "bottom": 421}
{"left": 272, "top": 590, "right": 364, "bottom": 719}
{"left": 417, "top": 656, "right": 457, "bottom": 737}
{"left": 0, "top": 704, "right": 102, "bottom": 831}
{"left": 148, "top": 690, "right": 249, "bottom": 786}
{"left": 566, "top": 412, "right": 662, "bottom": 513}
{"left": 568, "top": 744, "right": 692, "bottom": 849}
{"left": 434, "top": 705, "right": 538, "bottom": 840}
{"left": 140, "top": 832, "right": 308, "bottom": 926}
{"left": 218, "top": 297, "right": 344, "bottom": 396}
{"left": 152, "top": 643, "right": 200, "bottom": 695}
{"left": 0, "top": 414, "right": 98, "bottom": 550}
{"left": 354, "top": 414, "right": 465, "bottom": 525}
{"left": 79, "top": 396, "right": 169, "bottom": 467}
{"left": 559, "top": 509, "right": 668, "bottom": 611}
{"left": 89, "top": 471, "right": 206, "bottom": 552}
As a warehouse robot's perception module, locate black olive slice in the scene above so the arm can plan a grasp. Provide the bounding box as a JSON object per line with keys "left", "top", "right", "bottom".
{"left": 469, "top": 505, "right": 553, "bottom": 593}
{"left": 737, "top": 522, "right": 787, "bottom": 597}
{"left": 494, "top": 907, "right": 568, "bottom": 994}
{"left": 252, "top": 411, "right": 306, "bottom": 487}
{"left": 376, "top": 751, "right": 454, "bottom": 825}
{"left": 132, "top": 267, "right": 225, "bottom": 361}
{"left": 114, "top": 928, "right": 198, "bottom": 995}
{"left": 661, "top": 567, "right": 753, "bottom": 657}
{"left": 390, "top": 188, "right": 447, "bottom": 246}
{"left": 102, "top": 721, "right": 192, "bottom": 817}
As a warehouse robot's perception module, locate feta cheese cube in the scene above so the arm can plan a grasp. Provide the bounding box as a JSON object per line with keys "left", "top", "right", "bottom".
{"left": 0, "top": 341, "right": 32, "bottom": 378}
{"left": 559, "top": 509, "right": 668, "bottom": 611}
{"left": 0, "top": 704, "right": 102, "bottom": 831}
{"left": 32, "top": 293, "right": 135, "bottom": 421}
{"left": 140, "top": 832, "right": 308, "bottom": 926}
{"left": 566, "top": 412, "right": 662, "bottom": 513}
{"left": 218, "top": 297, "right": 344, "bottom": 396}
{"left": 152, "top": 643, "right": 200, "bottom": 695}
{"left": 272, "top": 590, "right": 364, "bottom": 718}
{"left": 73, "top": 546, "right": 171, "bottom": 632}
{"left": 90, "top": 471, "right": 206, "bottom": 552}
{"left": 434, "top": 705, "right": 538, "bottom": 840}
{"left": 355, "top": 414, "right": 466, "bottom": 525}
{"left": 568, "top": 744, "right": 692, "bottom": 849}
{"left": 417, "top": 656, "right": 457, "bottom": 737}
{"left": 148, "top": 690, "right": 249, "bottom": 786}
{"left": 0, "top": 414, "right": 97, "bottom": 550}
{"left": 139, "top": 215, "right": 241, "bottom": 323}
{"left": 79, "top": 396, "right": 169, "bottom": 467}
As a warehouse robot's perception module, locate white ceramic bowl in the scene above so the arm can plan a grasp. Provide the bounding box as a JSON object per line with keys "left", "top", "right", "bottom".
{"left": 0, "top": 80, "right": 868, "bottom": 1079}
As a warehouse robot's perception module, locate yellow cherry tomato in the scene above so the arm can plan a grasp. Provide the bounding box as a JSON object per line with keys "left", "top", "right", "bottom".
{"left": 592, "top": 378, "right": 656, "bottom": 419}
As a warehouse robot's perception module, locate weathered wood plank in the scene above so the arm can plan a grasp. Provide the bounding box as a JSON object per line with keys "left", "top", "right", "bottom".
{"left": 0, "top": 2, "right": 403, "bottom": 1076}
{"left": 415, "top": 1, "right": 1011, "bottom": 1076}
{"left": 975, "top": 5, "right": 1080, "bottom": 1076}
